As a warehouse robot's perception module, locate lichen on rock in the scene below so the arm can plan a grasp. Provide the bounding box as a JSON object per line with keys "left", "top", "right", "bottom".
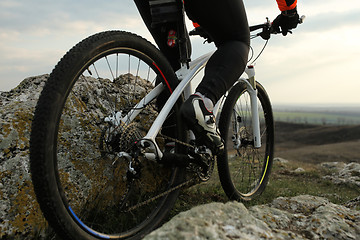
{"left": 0, "top": 75, "right": 49, "bottom": 238}
{"left": 145, "top": 195, "right": 360, "bottom": 240}
{"left": 1, "top": 74, "right": 360, "bottom": 239}
{"left": 0, "top": 73, "right": 160, "bottom": 239}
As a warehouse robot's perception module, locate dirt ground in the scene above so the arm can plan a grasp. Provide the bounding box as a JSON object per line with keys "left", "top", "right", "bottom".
{"left": 274, "top": 122, "right": 360, "bottom": 164}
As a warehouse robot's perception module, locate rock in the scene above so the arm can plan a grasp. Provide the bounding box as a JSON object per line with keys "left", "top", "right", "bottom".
{"left": 0, "top": 74, "right": 154, "bottom": 239}
{"left": 274, "top": 157, "right": 289, "bottom": 164}
{"left": 322, "top": 162, "right": 360, "bottom": 187}
{"left": 345, "top": 196, "right": 360, "bottom": 209}
{"left": 2, "top": 75, "right": 360, "bottom": 239}
{"left": 145, "top": 195, "right": 360, "bottom": 240}
{"left": 294, "top": 167, "right": 305, "bottom": 173}
{"left": 145, "top": 201, "right": 294, "bottom": 240}
{"left": 0, "top": 75, "right": 49, "bottom": 239}
{"left": 320, "top": 162, "right": 346, "bottom": 172}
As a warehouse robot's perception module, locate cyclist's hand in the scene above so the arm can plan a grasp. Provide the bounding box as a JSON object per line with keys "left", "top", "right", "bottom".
{"left": 272, "top": 10, "right": 299, "bottom": 36}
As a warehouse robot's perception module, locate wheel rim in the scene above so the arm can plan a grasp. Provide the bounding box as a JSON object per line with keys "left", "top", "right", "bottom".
{"left": 226, "top": 88, "right": 272, "bottom": 198}
{"left": 55, "top": 47, "right": 179, "bottom": 238}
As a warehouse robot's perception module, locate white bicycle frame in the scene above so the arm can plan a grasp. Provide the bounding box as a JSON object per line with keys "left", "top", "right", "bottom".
{"left": 120, "top": 51, "right": 262, "bottom": 160}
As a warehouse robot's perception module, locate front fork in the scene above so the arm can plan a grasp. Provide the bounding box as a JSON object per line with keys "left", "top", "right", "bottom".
{"left": 243, "top": 66, "right": 261, "bottom": 148}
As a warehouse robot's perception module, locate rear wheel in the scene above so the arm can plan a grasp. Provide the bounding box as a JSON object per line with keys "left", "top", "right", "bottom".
{"left": 218, "top": 81, "right": 274, "bottom": 201}
{"left": 30, "top": 31, "right": 185, "bottom": 239}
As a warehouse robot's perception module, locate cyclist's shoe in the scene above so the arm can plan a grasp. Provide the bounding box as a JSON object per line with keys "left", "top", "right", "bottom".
{"left": 180, "top": 94, "right": 224, "bottom": 154}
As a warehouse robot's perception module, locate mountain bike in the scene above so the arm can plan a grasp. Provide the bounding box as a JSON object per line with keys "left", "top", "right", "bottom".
{"left": 30, "top": 4, "right": 305, "bottom": 239}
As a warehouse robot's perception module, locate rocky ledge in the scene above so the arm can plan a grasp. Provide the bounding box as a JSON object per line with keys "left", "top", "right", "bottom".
{"left": 0, "top": 75, "right": 359, "bottom": 239}
{"left": 145, "top": 195, "right": 360, "bottom": 240}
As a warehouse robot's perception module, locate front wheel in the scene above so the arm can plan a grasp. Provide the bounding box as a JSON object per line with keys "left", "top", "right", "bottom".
{"left": 218, "top": 81, "right": 274, "bottom": 201}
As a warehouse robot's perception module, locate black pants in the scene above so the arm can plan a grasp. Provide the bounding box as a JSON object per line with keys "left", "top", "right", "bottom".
{"left": 134, "top": 0, "right": 250, "bottom": 104}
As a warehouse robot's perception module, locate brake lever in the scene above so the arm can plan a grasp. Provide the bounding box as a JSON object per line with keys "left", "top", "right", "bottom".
{"left": 299, "top": 15, "right": 306, "bottom": 24}
{"left": 257, "top": 17, "right": 271, "bottom": 40}
{"left": 259, "top": 30, "right": 271, "bottom": 40}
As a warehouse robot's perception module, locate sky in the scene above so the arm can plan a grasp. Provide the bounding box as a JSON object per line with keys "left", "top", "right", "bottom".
{"left": 1, "top": 0, "right": 360, "bottom": 106}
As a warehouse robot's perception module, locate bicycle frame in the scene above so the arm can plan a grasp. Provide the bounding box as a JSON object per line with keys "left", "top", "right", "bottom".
{"left": 120, "top": 51, "right": 262, "bottom": 160}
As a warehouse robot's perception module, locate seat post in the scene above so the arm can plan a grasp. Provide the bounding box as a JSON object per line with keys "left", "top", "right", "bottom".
{"left": 177, "top": 3, "right": 191, "bottom": 68}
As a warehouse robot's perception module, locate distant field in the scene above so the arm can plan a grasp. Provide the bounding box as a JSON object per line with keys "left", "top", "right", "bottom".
{"left": 272, "top": 106, "right": 360, "bottom": 125}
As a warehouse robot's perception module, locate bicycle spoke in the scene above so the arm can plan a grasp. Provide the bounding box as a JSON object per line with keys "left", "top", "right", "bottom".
{"left": 31, "top": 31, "right": 185, "bottom": 239}
{"left": 56, "top": 49, "right": 182, "bottom": 235}
{"left": 105, "top": 56, "right": 116, "bottom": 81}
{"left": 219, "top": 81, "right": 273, "bottom": 200}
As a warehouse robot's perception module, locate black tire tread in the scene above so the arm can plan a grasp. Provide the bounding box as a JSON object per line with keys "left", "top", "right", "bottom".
{"left": 217, "top": 81, "right": 274, "bottom": 201}
{"left": 30, "top": 31, "right": 181, "bottom": 240}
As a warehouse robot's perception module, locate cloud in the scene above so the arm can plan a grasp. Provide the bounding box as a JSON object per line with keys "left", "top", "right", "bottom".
{"left": 248, "top": 23, "right": 360, "bottom": 105}
{"left": 300, "top": 10, "right": 360, "bottom": 33}
{"left": 0, "top": 1, "right": 140, "bottom": 33}
{"left": 0, "top": 1, "right": 21, "bottom": 9}
{"left": 0, "top": 1, "right": 150, "bottom": 90}
{"left": 241, "top": 0, "right": 360, "bottom": 105}
{"left": 1, "top": 0, "right": 360, "bottom": 105}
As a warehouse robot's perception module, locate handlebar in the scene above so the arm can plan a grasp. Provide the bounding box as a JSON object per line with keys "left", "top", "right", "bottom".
{"left": 190, "top": 15, "right": 305, "bottom": 42}
{"left": 250, "top": 15, "right": 306, "bottom": 40}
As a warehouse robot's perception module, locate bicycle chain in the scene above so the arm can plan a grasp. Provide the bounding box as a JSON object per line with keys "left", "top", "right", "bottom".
{"left": 121, "top": 133, "right": 196, "bottom": 213}
{"left": 159, "top": 133, "right": 195, "bottom": 149}
{"left": 123, "top": 178, "right": 195, "bottom": 212}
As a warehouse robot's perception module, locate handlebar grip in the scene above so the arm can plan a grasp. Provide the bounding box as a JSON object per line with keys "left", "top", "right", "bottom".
{"left": 299, "top": 15, "right": 306, "bottom": 24}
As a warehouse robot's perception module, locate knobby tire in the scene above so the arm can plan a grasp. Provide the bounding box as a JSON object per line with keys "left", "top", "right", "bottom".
{"left": 218, "top": 81, "right": 274, "bottom": 201}
{"left": 30, "top": 31, "right": 185, "bottom": 240}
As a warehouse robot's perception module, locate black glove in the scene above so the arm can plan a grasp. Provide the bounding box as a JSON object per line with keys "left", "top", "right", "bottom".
{"left": 272, "top": 9, "right": 299, "bottom": 36}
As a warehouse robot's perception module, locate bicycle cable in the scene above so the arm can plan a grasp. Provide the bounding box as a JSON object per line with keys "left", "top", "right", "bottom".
{"left": 249, "top": 37, "right": 269, "bottom": 65}
{"left": 247, "top": 45, "right": 255, "bottom": 63}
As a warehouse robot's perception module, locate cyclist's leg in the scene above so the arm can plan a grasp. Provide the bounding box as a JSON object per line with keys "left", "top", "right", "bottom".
{"left": 133, "top": 0, "right": 186, "bottom": 140}
{"left": 180, "top": 0, "right": 249, "bottom": 153}
{"left": 185, "top": 0, "right": 250, "bottom": 104}
{"left": 134, "top": 0, "right": 249, "bottom": 104}
{"left": 133, "top": 0, "right": 190, "bottom": 72}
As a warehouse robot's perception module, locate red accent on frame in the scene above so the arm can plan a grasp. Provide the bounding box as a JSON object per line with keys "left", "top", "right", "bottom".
{"left": 152, "top": 62, "right": 173, "bottom": 94}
